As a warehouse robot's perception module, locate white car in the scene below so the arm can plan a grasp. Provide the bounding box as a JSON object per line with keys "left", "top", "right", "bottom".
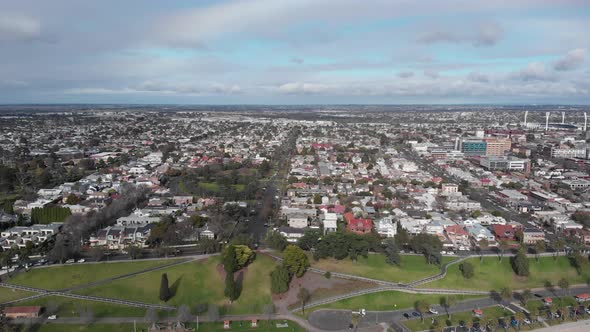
{"left": 77, "top": 259, "right": 85, "bottom": 263}
{"left": 48, "top": 315, "right": 57, "bottom": 320}
{"left": 523, "top": 318, "right": 531, "bottom": 324}
{"left": 429, "top": 308, "right": 438, "bottom": 315}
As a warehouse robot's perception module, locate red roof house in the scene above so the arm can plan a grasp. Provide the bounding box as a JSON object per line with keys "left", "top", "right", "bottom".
{"left": 493, "top": 224, "right": 517, "bottom": 241}
{"left": 345, "top": 212, "right": 373, "bottom": 234}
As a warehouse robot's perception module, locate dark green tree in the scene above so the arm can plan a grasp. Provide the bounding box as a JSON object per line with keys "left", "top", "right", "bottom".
{"left": 459, "top": 262, "right": 475, "bottom": 279}
{"left": 270, "top": 265, "right": 291, "bottom": 294}
{"left": 159, "top": 273, "right": 171, "bottom": 302}
{"left": 384, "top": 238, "right": 401, "bottom": 266}
{"left": 283, "top": 245, "right": 309, "bottom": 277}
{"left": 512, "top": 246, "right": 529, "bottom": 277}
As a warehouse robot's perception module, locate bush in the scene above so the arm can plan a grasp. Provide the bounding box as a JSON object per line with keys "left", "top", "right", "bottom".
{"left": 459, "top": 262, "right": 474, "bottom": 279}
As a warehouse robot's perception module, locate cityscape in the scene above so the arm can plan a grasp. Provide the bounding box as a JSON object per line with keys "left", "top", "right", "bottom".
{"left": 1, "top": 1, "right": 590, "bottom": 332}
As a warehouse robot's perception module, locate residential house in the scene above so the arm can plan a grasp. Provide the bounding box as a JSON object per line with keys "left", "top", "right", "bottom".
{"left": 522, "top": 228, "right": 545, "bottom": 245}
{"left": 376, "top": 217, "right": 396, "bottom": 238}
{"left": 345, "top": 212, "right": 373, "bottom": 234}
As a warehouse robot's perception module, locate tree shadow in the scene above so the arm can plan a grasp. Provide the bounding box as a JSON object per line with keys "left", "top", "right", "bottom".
{"left": 170, "top": 275, "right": 183, "bottom": 298}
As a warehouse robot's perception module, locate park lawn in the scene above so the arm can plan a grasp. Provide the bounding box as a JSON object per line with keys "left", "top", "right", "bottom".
{"left": 0, "top": 287, "right": 35, "bottom": 303}
{"left": 199, "top": 182, "right": 221, "bottom": 192}
{"left": 8, "top": 259, "right": 181, "bottom": 290}
{"left": 311, "top": 254, "right": 455, "bottom": 284}
{"left": 427, "top": 256, "right": 590, "bottom": 291}
{"left": 38, "top": 324, "right": 150, "bottom": 332}
{"left": 188, "top": 320, "right": 305, "bottom": 332}
{"left": 77, "top": 255, "right": 276, "bottom": 315}
{"left": 403, "top": 305, "right": 513, "bottom": 332}
{"left": 311, "top": 291, "right": 482, "bottom": 312}
{"left": 17, "top": 296, "right": 149, "bottom": 318}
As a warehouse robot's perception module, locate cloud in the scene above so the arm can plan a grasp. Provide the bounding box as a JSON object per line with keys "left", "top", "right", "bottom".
{"left": 65, "top": 81, "right": 242, "bottom": 96}
{"left": 0, "top": 79, "right": 29, "bottom": 88}
{"left": 417, "top": 22, "right": 503, "bottom": 47}
{"left": 515, "top": 62, "right": 552, "bottom": 81}
{"left": 474, "top": 22, "right": 503, "bottom": 46}
{"left": 278, "top": 82, "right": 330, "bottom": 94}
{"left": 397, "top": 71, "right": 414, "bottom": 78}
{"left": 424, "top": 70, "right": 440, "bottom": 79}
{"left": 0, "top": 14, "right": 52, "bottom": 43}
{"left": 553, "top": 48, "right": 587, "bottom": 71}
{"left": 468, "top": 72, "right": 490, "bottom": 83}
{"left": 290, "top": 57, "right": 304, "bottom": 64}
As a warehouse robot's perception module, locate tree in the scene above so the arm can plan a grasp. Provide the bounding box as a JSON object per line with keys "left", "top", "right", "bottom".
{"left": 207, "top": 304, "right": 219, "bottom": 321}
{"left": 383, "top": 238, "right": 401, "bottom": 266}
{"left": 270, "top": 265, "right": 291, "bottom": 294}
{"left": 521, "top": 289, "right": 532, "bottom": 306}
{"left": 558, "top": 278, "right": 570, "bottom": 297}
{"left": 283, "top": 245, "right": 309, "bottom": 277}
{"left": 145, "top": 308, "right": 158, "bottom": 324}
{"left": 297, "top": 287, "right": 311, "bottom": 313}
{"left": 553, "top": 238, "right": 566, "bottom": 260}
{"left": 500, "top": 287, "right": 512, "bottom": 304}
{"left": 224, "top": 273, "right": 241, "bottom": 302}
{"left": 313, "top": 194, "right": 322, "bottom": 205}
{"left": 515, "top": 310, "right": 526, "bottom": 326}
{"left": 499, "top": 239, "right": 510, "bottom": 262}
{"left": 223, "top": 244, "right": 238, "bottom": 274}
{"left": 80, "top": 307, "right": 95, "bottom": 325}
{"left": 512, "top": 246, "right": 529, "bottom": 277}
{"left": 159, "top": 273, "right": 171, "bottom": 302}
{"left": 266, "top": 231, "right": 288, "bottom": 251}
{"left": 572, "top": 251, "right": 588, "bottom": 274}
{"left": 440, "top": 296, "right": 457, "bottom": 319}
{"left": 176, "top": 304, "right": 191, "bottom": 323}
{"left": 459, "top": 262, "right": 475, "bottom": 279}
{"left": 297, "top": 229, "right": 321, "bottom": 251}
{"left": 534, "top": 240, "right": 546, "bottom": 262}
{"left": 89, "top": 246, "right": 105, "bottom": 261}
{"left": 126, "top": 244, "right": 143, "bottom": 260}
{"left": 65, "top": 193, "right": 80, "bottom": 205}
{"left": 415, "top": 300, "right": 430, "bottom": 322}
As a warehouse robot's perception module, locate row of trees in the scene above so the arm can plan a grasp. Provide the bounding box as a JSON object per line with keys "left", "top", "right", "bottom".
{"left": 222, "top": 244, "right": 255, "bottom": 303}
{"left": 30, "top": 206, "right": 72, "bottom": 224}
{"left": 271, "top": 245, "right": 309, "bottom": 295}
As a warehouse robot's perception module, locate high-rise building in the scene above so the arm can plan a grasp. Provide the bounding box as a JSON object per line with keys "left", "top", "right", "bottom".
{"left": 484, "top": 138, "right": 511, "bottom": 156}
{"left": 461, "top": 139, "right": 487, "bottom": 156}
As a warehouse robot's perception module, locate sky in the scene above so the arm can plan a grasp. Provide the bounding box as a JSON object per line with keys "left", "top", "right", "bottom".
{"left": 1, "top": 0, "right": 590, "bottom": 104}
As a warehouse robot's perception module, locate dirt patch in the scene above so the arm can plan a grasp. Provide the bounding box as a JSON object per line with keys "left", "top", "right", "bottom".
{"left": 273, "top": 271, "right": 376, "bottom": 313}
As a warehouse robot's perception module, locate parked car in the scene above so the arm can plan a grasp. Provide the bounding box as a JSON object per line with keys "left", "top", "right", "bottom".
{"left": 412, "top": 312, "right": 420, "bottom": 317}
{"left": 77, "top": 259, "right": 85, "bottom": 263}
{"left": 523, "top": 318, "right": 531, "bottom": 325}
{"left": 47, "top": 315, "right": 57, "bottom": 320}
{"left": 428, "top": 308, "right": 439, "bottom": 315}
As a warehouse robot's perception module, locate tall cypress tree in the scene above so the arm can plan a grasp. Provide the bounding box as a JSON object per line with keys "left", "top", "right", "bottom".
{"left": 159, "top": 273, "right": 171, "bottom": 301}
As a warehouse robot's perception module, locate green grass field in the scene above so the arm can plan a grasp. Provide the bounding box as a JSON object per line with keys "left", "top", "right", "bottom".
{"left": 77, "top": 255, "right": 276, "bottom": 315}
{"left": 311, "top": 254, "right": 454, "bottom": 284}
{"left": 0, "top": 287, "right": 35, "bottom": 303}
{"left": 428, "top": 256, "right": 590, "bottom": 291}
{"left": 37, "top": 320, "right": 304, "bottom": 332}
{"left": 38, "top": 324, "right": 150, "bottom": 332}
{"left": 16, "top": 296, "right": 149, "bottom": 318}
{"left": 312, "top": 291, "right": 481, "bottom": 312}
{"left": 8, "top": 259, "right": 181, "bottom": 291}
{"left": 403, "top": 306, "right": 513, "bottom": 332}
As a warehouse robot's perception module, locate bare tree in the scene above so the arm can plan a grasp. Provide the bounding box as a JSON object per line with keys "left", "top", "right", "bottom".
{"left": 207, "top": 304, "right": 219, "bottom": 322}
{"left": 80, "top": 307, "right": 94, "bottom": 325}
{"left": 145, "top": 308, "right": 158, "bottom": 324}
{"left": 177, "top": 305, "right": 192, "bottom": 323}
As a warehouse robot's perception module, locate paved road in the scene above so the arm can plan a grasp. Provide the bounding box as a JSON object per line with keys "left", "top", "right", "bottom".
{"left": 532, "top": 319, "right": 590, "bottom": 332}
{"left": 309, "top": 285, "right": 590, "bottom": 331}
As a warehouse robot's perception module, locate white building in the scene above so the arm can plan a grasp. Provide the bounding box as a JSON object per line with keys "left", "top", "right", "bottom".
{"left": 376, "top": 217, "right": 397, "bottom": 238}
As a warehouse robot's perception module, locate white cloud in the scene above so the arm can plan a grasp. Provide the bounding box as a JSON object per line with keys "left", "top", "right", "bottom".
{"left": 397, "top": 71, "right": 414, "bottom": 78}
{"left": 0, "top": 14, "right": 49, "bottom": 43}
{"left": 553, "top": 48, "right": 587, "bottom": 71}
{"left": 515, "top": 62, "right": 552, "bottom": 81}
